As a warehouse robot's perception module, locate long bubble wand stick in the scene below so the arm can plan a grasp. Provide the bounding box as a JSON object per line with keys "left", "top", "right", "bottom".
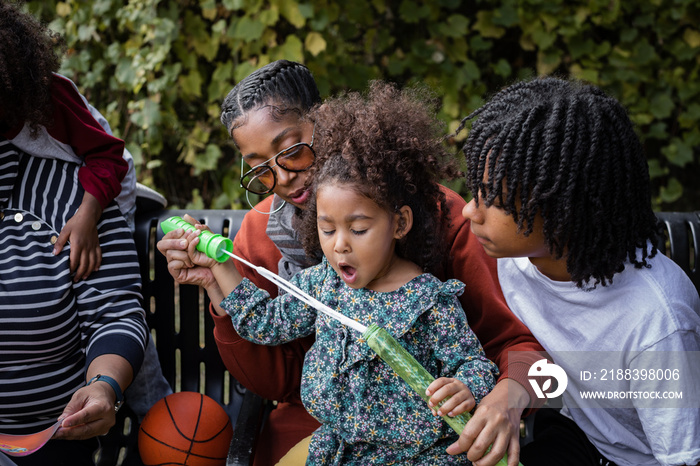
{"left": 221, "top": 249, "right": 367, "bottom": 333}
{"left": 160, "top": 216, "right": 518, "bottom": 466}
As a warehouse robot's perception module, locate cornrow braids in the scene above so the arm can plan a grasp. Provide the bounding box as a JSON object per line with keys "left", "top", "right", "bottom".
{"left": 0, "top": 0, "right": 64, "bottom": 132}
{"left": 220, "top": 60, "right": 321, "bottom": 135}
{"left": 458, "top": 76, "right": 660, "bottom": 288}
{"left": 300, "top": 81, "right": 461, "bottom": 273}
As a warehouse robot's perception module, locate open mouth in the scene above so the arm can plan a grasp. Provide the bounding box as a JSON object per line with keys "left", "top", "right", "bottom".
{"left": 339, "top": 263, "right": 357, "bottom": 284}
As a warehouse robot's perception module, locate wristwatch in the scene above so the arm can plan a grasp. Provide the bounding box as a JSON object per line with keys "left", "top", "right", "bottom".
{"left": 87, "top": 374, "right": 124, "bottom": 412}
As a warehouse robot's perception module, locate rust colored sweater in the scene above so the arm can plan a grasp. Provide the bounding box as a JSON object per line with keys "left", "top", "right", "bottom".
{"left": 210, "top": 186, "right": 544, "bottom": 465}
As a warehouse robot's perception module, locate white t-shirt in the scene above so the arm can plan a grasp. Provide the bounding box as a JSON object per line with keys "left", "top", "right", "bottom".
{"left": 499, "top": 252, "right": 700, "bottom": 466}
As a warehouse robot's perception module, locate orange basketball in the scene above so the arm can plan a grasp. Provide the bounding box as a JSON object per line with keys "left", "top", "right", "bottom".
{"left": 138, "top": 391, "right": 233, "bottom": 466}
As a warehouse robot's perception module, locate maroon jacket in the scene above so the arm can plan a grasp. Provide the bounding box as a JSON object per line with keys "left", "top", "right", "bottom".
{"left": 2, "top": 74, "right": 126, "bottom": 209}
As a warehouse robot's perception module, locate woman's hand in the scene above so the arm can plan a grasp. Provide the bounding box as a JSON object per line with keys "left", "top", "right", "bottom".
{"left": 156, "top": 214, "right": 219, "bottom": 290}
{"left": 53, "top": 381, "right": 117, "bottom": 440}
{"left": 156, "top": 213, "right": 241, "bottom": 313}
{"left": 54, "top": 354, "right": 133, "bottom": 441}
{"left": 445, "top": 378, "right": 529, "bottom": 466}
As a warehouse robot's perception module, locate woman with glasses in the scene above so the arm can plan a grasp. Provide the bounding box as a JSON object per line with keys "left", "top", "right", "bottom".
{"left": 238, "top": 122, "right": 316, "bottom": 209}
{"left": 158, "top": 60, "right": 544, "bottom": 466}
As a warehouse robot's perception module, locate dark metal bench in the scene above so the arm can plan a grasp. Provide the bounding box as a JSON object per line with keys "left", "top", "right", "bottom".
{"left": 655, "top": 211, "right": 700, "bottom": 291}
{"left": 95, "top": 186, "right": 267, "bottom": 466}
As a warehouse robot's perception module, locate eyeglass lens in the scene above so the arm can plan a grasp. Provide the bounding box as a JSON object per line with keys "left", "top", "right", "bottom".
{"left": 241, "top": 143, "right": 315, "bottom": 195}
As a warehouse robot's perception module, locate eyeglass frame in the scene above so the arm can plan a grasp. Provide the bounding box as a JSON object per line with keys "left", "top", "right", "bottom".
{"left": 239, "top": 123, "right": 316, "bottom": 195}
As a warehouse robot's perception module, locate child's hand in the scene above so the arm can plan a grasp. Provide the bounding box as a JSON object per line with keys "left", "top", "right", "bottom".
{"left": 182, "top": 218, "right": 220, "bottom": 269}
{"left": 180, "top": 214, "right": 244, "bottom": 309}
{"left": 54, "top": 193, "right": 103, "bottom": 282}
{"left": 425, "top": 377, "right": 475, "bottom": 418}
{"left": 184, "top": 229, "right": 220, "bottom": 268}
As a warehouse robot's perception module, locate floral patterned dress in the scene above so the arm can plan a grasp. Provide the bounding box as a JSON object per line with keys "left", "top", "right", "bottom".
{"left": 222, "top": 258, "right": 498, "bottom": 465}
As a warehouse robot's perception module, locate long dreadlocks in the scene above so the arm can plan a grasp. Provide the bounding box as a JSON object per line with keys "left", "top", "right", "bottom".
{"left": 457, "top": 76, "right": 660, "bottom": 288}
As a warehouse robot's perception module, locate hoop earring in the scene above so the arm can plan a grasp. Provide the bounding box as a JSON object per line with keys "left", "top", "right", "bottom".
{"left": 246, "top": 190, "right": 286, "bottom": 215}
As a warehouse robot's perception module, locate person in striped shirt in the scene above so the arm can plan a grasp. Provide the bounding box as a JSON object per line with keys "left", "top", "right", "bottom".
{"left": 0, "top": 3, "right": 154, "bottom": 464}
{"left": 0, "top": 139, "right": 149, "bottom": 465}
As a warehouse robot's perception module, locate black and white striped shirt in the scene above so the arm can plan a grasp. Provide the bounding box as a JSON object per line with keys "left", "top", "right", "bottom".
{"left": 0, "top": 140, "right": 147, "bottom": 434}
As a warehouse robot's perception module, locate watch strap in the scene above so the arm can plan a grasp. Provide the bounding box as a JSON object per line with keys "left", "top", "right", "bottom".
{"left": 87, "top": 374, "right": 124, "bottom": 412}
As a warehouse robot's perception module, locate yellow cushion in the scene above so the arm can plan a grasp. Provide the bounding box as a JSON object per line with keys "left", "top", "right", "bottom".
{"left": 275, "top": 435, "right": 311, "bottom": 465}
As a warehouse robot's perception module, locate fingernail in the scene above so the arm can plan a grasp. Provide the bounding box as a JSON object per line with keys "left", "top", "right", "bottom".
{"left": 437, "top": 410, "right": 443, "bottom": 416}
{"left": 180, "top": 240, "right": 187, "bottom": 247}
{"left": 448, "top": 411, "right": 454, "bottom": 417}
{"left": 428, "top": 401, "right": 434, "bottom": 407}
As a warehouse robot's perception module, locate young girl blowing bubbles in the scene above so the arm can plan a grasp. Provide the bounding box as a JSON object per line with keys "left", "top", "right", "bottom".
{"left": 179, "top": 82, "right": 498, "bottom": 464}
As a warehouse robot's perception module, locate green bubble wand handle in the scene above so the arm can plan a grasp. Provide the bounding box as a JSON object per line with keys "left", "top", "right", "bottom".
{"left": 363, "top": 324, "right": 472, "bottom": 433}
{"left": 160, "top": 216, "right": 233, "bottom": 263}
{"left": 364, "top": 325, "right": 518, "bottom": 466}
{"left": 218, "top": 248, "right": 518, "bottom": 466}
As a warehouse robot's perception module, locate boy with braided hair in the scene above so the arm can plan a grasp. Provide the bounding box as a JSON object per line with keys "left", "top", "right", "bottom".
{"left": 459, "top": 76, "right": 700, "bottom": 466}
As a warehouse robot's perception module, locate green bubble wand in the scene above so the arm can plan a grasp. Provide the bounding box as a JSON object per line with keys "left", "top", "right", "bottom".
{"left": 160, "top": 216, "right": 519, "bottom": 466}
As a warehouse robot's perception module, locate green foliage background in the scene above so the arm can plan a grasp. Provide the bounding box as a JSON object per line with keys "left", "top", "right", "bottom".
{"left": 26, "top": 0, "right": 700, "bottom": 211}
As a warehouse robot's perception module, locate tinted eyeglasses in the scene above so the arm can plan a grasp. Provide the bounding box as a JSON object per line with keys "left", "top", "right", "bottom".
{"left": 240, "top": 124, "right": 316, "bottom": 195}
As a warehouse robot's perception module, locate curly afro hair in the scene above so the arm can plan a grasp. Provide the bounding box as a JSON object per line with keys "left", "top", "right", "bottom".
{"left": 299, "top": 81, "right": 462, "bottom": 273}
{"left": 0, "top": 0, "right": 64, "bottom": 133}
{"left": 457, "top": 76, "right": 660, "bottom": 288}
